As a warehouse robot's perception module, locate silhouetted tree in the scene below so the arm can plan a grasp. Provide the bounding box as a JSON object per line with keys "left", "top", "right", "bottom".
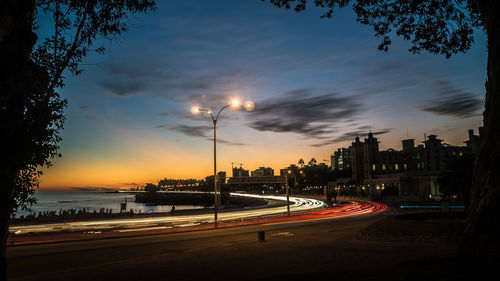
{"left": 308, "top": 158, "right": 317, "bottom": 167}
{"left": 265, "top": 0, "right": 499, "bottom": 268}
{"left": 0, "top": 0, "right": 156, "bottom": 279}
{"left": 298, "top": 158, "right": 305, "bottom": 167}
{"left": 438, "top": 153, "right": 474, "bottom": 207}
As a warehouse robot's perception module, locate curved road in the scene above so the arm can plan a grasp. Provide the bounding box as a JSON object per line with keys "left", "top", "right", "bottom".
{"left": 7, "top": 203, "right": 461, "bottom": 281}
{"left": 8, "top": 193, "right": 387, "bottom": 245}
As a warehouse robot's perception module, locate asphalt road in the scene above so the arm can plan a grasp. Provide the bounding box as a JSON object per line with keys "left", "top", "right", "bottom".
{"left": 7, "top": 213, "right": 461, "bottom": 281}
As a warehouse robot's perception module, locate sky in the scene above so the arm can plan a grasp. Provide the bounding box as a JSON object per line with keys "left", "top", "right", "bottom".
{"left": 35, "top": 0, "right": 486, "bottom": 190}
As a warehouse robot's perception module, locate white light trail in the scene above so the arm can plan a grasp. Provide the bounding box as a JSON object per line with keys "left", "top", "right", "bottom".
{"left": 10, "top": 193, "right": 325, "bottom": 235}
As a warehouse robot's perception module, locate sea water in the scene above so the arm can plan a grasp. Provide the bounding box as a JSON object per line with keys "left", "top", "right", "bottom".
{"left": 13, "top": 190, "right": 206, "bottom": 217}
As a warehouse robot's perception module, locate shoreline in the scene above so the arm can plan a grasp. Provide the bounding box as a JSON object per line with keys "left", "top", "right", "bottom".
{"left": 11, "top": 198, "right": 286, "bottom": 226}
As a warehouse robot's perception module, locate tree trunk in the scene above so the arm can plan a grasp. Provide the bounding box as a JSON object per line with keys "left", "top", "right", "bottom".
{"left": 0, "top": 1, "right": 36, "bottom": 280}
{"left": 461, "top": 0, "right": 500, "bottom": 270}
{"left": 0, "top": 172, "right": 16, "bottom": 281}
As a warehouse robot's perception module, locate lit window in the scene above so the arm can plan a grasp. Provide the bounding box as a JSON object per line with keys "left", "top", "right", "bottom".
{"left": 395, "top": 164, "right": 399, "bottom": 170}
{"left": 372, "top": 164, "right": 376, "bottom": 171}
{"left": 404, "top": 164, "right": 407, "bottom": 170}
{"left": 459, "top": 151, "right": 463, "bottom": 156}
{"left": 417, "top": 163, "right": 421, "bottom": 169}
{"left": 382, "top": 164, "right": 386, "bottom": 170}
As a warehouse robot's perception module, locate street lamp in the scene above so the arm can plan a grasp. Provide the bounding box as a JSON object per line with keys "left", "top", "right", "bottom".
{"left": 191, "top": 99, "right": 254, "bottom": 226}
{"left": 286, "top": 170, "right": 292, "bottom": 216}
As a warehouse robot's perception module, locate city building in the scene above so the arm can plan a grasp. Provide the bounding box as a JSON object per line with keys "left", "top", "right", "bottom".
{"left": 218, "top": 171, "right": 226, "bottom": 184}
{"left": 251, "top": 167, "right": 274, "bottom": 177}
{"left": 329, "top": 129, "right": 480, "bottom": 200}
{"left": 232, "top": 166, "right": 249, "bottom": 177}
{"left": 280, "top": 164, "right": 299, "bottom": 176}
{"left": 331, "top": 147, "right": 352, "bottom": 172}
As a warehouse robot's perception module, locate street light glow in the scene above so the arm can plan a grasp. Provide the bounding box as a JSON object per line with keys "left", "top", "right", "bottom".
{"left": 231, "top": 99, "right": 240, "bottom": 107}
{"left": 191, "top": 106, "right": 200, "bottom": 114}
{"left": 244, "top": 100, "right": 254, "bottom": 111}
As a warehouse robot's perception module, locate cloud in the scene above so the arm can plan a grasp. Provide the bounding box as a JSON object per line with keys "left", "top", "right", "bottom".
{"left": 209, "top": 138, "right": 249, "bottom": 146}
{"left": 310, "top": 128, "right": 392, "bottom": 147}
{"left": 157, "top": 124, "right": 249, "bottom": 146}
{"left": 100, "top": 80, "right": 147, "bottom": 97}
{"left": 419, "top": 80, "right": 482, "bottom": 118}
{"left": 79, "top": 105, "right": 89, "bottom": 110}
{"left": 84, "top": 115, "right": 98, "bottom": 120}
{"left": 98, "top": 61, "right": 168, "bottom": 97}
{"left": 156, "top": 124, "right": 212, "bottom": 138}
{"left": 334, "top": 128, "right": 392, "bottom": 142}
{"left": 247, "top": 89, "right": 365, "bottom": 138}
{"left": 171, "top": 125, "right": 212, "bottom": 138}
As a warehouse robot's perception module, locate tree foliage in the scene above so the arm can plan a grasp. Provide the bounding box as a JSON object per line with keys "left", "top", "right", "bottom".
{"left": 438, "top": 152, "right": 474, "bottom": 204}
{"left": 10, "top": 0, "right": 156, "bottom": 212}
{"left": 265, "top": 0, "right": 482, "bottom": 57}
{"left": 34, "top": 0, "right": 157, "bottom": 89}
{"left": 308, "top": 157, "right": 317, "bottom": 166}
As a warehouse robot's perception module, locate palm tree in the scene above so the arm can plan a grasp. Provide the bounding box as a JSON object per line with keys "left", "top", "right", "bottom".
{"left": 308, "top": 158, "right": 317, "bottom": 167}
{"left": 298, "top": 159, "right": 305, "bottom": 168}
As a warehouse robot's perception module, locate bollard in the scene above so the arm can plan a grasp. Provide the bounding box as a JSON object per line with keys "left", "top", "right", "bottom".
{"left": 258, "top": 231, "right": 265, "bottom": 242}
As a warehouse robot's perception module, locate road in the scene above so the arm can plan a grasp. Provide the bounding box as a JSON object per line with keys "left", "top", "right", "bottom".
{"left": 8, "top": 198, "right": 386, "bottom": 246}
{"left": 7, "top": 211, "right": 461, "bottom": 281}
{"left": 9, "top": 193, "right": 325, "bottom": 235}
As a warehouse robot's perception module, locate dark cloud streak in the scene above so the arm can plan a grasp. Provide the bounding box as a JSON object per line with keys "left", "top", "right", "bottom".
{"left": 248, "top": 89, "right": 365, "bottom": 138}
{"left": 157, "top": 124, "right": 248, "bottom": 146}
{"left": 419, "top": 80, "right": 482, "bottom": 119}
{"left": 310, "top": 128, "right": 392, "bottom": 147}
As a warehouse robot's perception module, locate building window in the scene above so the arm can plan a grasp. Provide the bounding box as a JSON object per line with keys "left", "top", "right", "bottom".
{"left": 404, "top": 163, "right": 407, "bottom": 170}
{"left": 372, "top": 164, "right": 376, "bottom": 171}
{"left": 417, "top": 163, "right": 421, "bottom": 169}
{"left": 395, "top": 164, "right": 399, "bottom": 170}
{"left": 459, "top": 151, "right": 463, "bottom": 156}
{"left": 382, "top": 164, "right": 386, "bottom": 170}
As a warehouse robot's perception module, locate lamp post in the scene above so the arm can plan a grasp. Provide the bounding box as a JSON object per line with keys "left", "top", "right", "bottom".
{"left": 192, "top": 100, "right": 254, "bottom": 226}
{"left": 286, "top": 170, "right": 291, "bottom": 216}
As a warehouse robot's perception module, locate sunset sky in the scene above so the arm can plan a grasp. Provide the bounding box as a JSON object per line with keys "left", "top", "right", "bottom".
{"left": 36, "top": 0, "right": 486, "bottom": 190}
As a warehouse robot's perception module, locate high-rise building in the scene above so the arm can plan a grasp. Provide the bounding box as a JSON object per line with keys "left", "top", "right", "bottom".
{"left": 232, "top": 167, "right": 249, "bottom": 177}
{"left": 218, "top": 171, "right": 226, "bottom": 184}
{"left": 331, "top": 147, "right": 352, "bottom": 172}
{"left": 251, "top": 167, "right": 274, "bottom": 177}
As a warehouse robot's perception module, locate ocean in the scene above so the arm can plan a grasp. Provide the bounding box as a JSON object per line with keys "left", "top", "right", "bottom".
{"left": 13, "top": 190, "right": 206, "bottom": 217}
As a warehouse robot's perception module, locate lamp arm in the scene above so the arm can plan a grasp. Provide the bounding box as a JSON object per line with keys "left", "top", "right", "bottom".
{"left": 215, "top": 104, "right": 231, "bottom": 121}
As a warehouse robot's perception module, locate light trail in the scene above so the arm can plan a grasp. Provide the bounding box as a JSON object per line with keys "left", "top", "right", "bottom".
{"left": 9, "top": 193, "right": 325, "bottom": 235}
{"left": 9, "top": 193, "right": 386, "bottom": 237}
